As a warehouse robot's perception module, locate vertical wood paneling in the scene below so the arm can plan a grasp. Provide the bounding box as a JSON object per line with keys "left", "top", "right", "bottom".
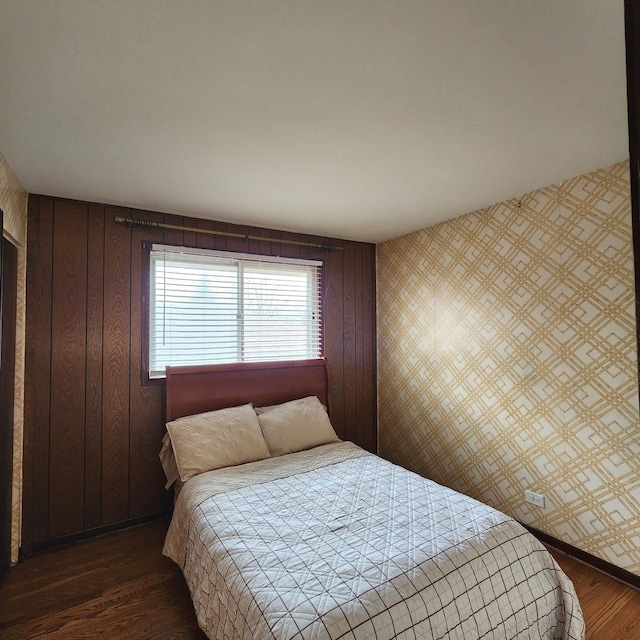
{"left": 281, "top": 230, "right": 301, "bottom": 260}
{"left": 214, "top": 221, "right": 228, "bottom": 252}
{"left": 309, "top": 245, "right": 325, "bottom": 264}
{"left": 323, "top": 243, "right": 345, "bottom": 437}
{"left": 182, "top": 218, "right": 198, "bottom": 248}
{"left": 354, "top": 243, "right": 365, "bottom": 449}
{"left": 49, "top": 200, "right": 88, "bottom": 538}
{"left": 195, "top": 218, "right": 217, "bottom": 251}
{"left": 259, "top": 228, "right": 272, "bottom": 256}
{"left": 225, "top": 223, "right": 251, "bottom": 254}
{"left": 101, "top": 207, "right": 131, "bottom": 524}
{"left": 362, "top": 245, "right": 376, "bottom": 453}
{"left": 341, "top": 243, "right": 357, "bottom": 443}
{"left": 248, "top": 228, "right": 261, "bottom": 256}
{"left": 162, "top": 214, "right": 184, "bottom": 247}
{"left": 182, "top": 229, "right": 199, "bottom": 248}
{"left": 299, "top": 234, "right": 310, "bottom": 261}
{"left": 24, "top": 195, "right": 376, "bottom": 549}
{"left": 129, "top": 211, "right": 164, "bottom": 518}
{"left": 23, "top": 196, "right": 54, "bottom": 549}
{"left": 84, "top": 204, "right": 104, "bottom": 529}
{"left": 270, "top": 230, "right": 282, "bottom": 257}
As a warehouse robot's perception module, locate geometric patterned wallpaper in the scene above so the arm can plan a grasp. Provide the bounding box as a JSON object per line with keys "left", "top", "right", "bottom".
{"left": 377, "top": 160, "right": 640, "bottom": 576}
{"left": 0, "top": 151, "right": 28, "bottom": 564}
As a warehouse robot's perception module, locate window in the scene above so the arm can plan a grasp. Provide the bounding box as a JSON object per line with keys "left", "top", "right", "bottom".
{"left": 148, "top": 244, "right": 322, "bottom": 377}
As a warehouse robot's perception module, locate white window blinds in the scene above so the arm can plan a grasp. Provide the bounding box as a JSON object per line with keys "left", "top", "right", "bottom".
{"left": 149, "top": 245, "right": 322, "bottom": 377}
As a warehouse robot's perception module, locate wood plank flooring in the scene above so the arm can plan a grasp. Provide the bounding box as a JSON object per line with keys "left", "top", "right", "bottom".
{"left": 549, "top": 549, "right": 640, "bottom": 640}
{"left": 0, "top": 520, "right": 638, "bottom": 639}
{"left": 0, "top": 521, "right": 205, "bottom": 639}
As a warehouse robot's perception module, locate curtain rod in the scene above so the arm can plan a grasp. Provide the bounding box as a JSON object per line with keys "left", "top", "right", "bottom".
{"left": 114, "top": 216, "right": 344, "bottom": 251}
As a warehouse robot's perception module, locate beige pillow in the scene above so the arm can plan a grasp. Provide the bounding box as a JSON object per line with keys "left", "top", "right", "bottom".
{"left": 166, "top": 403, "right": 270, "bottom": 482}
{"left": 159, "top": 432, "right": 180, "bottom": 489}
{"left": 256, "top": 396, "right": 339, "bottom": 456}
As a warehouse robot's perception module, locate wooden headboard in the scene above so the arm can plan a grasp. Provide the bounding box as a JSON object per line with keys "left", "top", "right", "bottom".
{"left": 165, "top": 358, "right": 329, "bottom": 421}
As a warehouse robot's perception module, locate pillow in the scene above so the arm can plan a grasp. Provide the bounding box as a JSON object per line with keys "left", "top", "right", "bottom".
{"left": 166, "top": 403, "right": 270, "bottom": 483}
{"left": 159, "top": 432, "right": 180, "bottom": 489}
{"left": 256, "top": 396, "right": 339, "bottom": 456}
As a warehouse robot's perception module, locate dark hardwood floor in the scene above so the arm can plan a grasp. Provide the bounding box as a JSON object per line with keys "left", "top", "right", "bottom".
{"left": 0, "top": 521, "right": 205, "bottom": 639}
{"left": 0, "top": 520, "right": 637, "bottom": 639}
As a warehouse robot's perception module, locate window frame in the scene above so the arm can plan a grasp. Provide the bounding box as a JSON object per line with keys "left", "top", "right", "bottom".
{"left": 141, "top": 241, "right": 324, "bottom": 383}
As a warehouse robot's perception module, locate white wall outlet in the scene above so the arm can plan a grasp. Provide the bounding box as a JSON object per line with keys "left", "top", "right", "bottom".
{"left": 525, "top": 490, "right": 545, "bottom": 508}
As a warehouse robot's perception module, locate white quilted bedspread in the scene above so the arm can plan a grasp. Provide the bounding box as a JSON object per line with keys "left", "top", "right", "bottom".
{"left": 164, "top": 442, "right": 584, "bottom": 640}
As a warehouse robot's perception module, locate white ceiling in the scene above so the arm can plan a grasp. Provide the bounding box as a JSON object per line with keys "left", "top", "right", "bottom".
{"left": 0, "top": 1, "right": 629, "bottom": 244}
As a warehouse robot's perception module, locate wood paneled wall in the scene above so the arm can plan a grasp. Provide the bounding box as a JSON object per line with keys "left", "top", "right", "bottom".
{"left": 22, "top": 196, "right": 376, "bottom": 553}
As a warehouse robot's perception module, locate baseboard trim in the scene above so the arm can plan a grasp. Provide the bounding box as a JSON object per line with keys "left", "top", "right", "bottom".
{"left": 523, "top": 523, "right": 640, "bottom": 590}
{"left": 22, "top": 513, "right": 165, "bottom": 558}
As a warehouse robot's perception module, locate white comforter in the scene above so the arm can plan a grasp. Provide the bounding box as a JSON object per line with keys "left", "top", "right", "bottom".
{"left": 164, "top": 442, "right": 584, "bottom": 640}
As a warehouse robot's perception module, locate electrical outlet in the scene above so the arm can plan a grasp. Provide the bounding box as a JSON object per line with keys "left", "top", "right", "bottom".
{"left": 525, "top": 490, "right": 545, "bottom": 508}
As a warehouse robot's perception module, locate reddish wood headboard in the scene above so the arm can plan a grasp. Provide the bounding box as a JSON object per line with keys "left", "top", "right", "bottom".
{"left": 165, "top": 358, "right": 329, "bottom": 422}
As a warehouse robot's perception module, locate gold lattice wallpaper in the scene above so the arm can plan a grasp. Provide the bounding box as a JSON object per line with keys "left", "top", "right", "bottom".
{"left": 377, "top": 160, "right": 640, "bottom": 576}
{"left": 0, "top": 152, "right": 28, "bottom": 565}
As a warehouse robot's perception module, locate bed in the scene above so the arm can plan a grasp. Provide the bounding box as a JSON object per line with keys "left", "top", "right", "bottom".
{"left": 162, "top": 358, "right": 585, "bottom": 640}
